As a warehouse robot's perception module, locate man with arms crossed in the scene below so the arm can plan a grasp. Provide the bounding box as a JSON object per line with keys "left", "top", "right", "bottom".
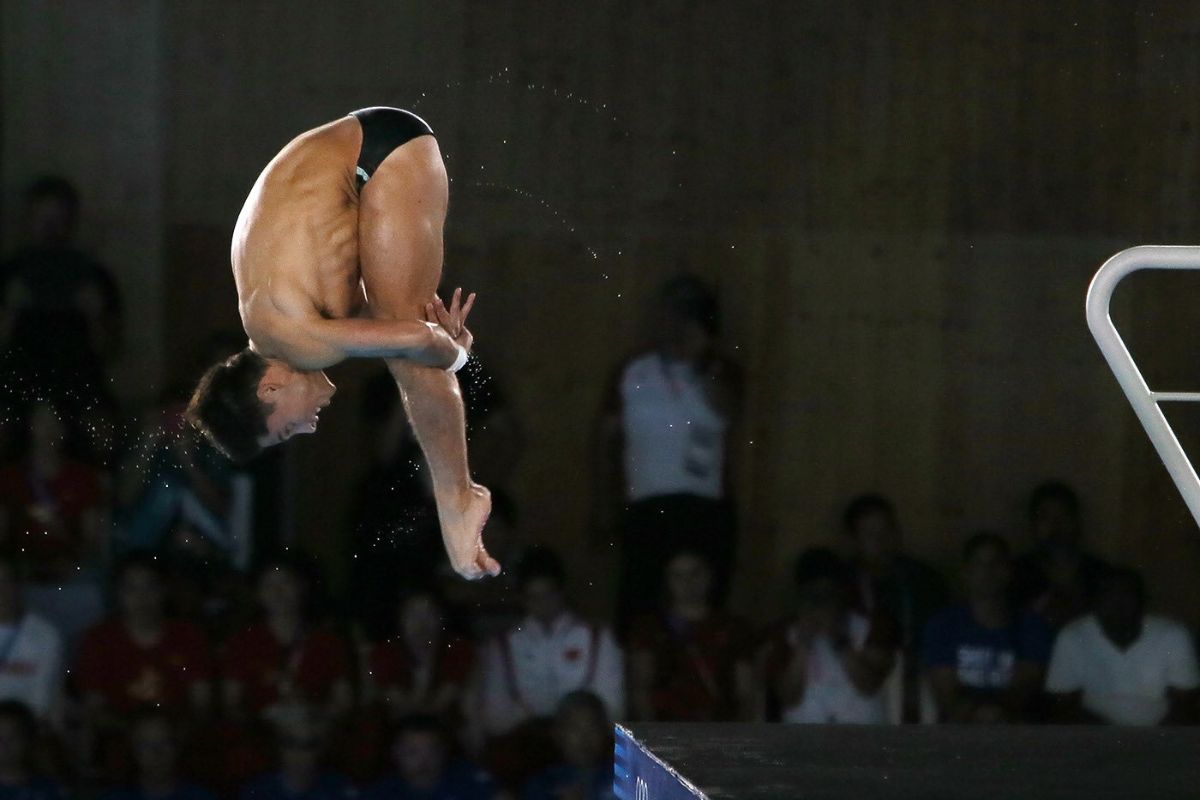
{"left": 187, "top": 107, "right": 497, "bottom": 579}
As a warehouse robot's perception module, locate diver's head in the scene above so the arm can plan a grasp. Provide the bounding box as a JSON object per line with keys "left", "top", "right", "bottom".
{"left": 187, "top": 348, "right": 334, "bottom": 462}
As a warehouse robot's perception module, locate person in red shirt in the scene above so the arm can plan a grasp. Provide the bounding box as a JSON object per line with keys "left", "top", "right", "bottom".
{"left": 0, "top": 401, "right": 106, "bottom": 575}
{"left": 76, "top": 553, "right": 215, "bottom": 720}
{"left": 220, "top": 556, "right": 352, "bottom": 725}
{"left": 75, "top": 552, "right": 215, "bottom": 779}
{"left": 627, "top": 548, "right": 757, "bottom": 722}
{"left": 341, "top": 586, "right": 473, "bottom": 781}
{"left": 366, "top": 586, "right": 473, "bottom": 724}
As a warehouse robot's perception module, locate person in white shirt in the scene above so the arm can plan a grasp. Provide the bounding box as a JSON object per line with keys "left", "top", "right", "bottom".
{"left": 762, "top": 548, "right": 897, "bottom": 725}
{"left": 592, "top": 275, "right": 743, "bottom": 636}
{"left": 1046, "top": 566, "right": 1199, "bottom": 726}
{"left": 475, "top": 546, "right": 624, "bottom": 738}
{"left": 0, "top": 556, "right": 64, "bottom": 726}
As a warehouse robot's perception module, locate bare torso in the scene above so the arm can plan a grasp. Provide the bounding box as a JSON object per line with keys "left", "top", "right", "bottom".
{"left": 232, "top": 116, "right": 365, "bottom": 369}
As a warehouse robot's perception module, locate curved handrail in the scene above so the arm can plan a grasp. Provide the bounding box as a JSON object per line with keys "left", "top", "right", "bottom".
{"left": 1086, "top": 246, "right": 1200, "bottom": 528}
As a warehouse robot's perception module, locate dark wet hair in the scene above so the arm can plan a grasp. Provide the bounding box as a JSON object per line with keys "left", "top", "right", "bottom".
{"left": 516, "top": 545, "right": 566, "bottom": 590}
{"left": 962, "top": 531, "right": 1010, "bottom": 562}
{"left": 658, "top": 274, "right": 720, "bottom": 335}
{"left": 842, "top": 493, "right": 897, "bottom": 532}
{"left": 24, "top": 175, "right": 80, "bottom": 213}
{"left": 186, "top": 347, "right": 271, "bottom": 463}
{"left": 1027, "top": 480, "right": 1080, "bottom": 521}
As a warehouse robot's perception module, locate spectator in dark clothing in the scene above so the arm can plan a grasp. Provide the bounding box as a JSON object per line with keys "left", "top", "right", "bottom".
{"left": 98, "top": 709, "right": 213, "bottom": 800}
{"left": 0, "top": 175, "right": 122, "bottom": 368}
{"left": 362, "top": 715, "right": 499, "bottom": 800}
{"left": 522, "top": 692, "right": 615, "bottom": 800}
{"left": 240, "top": 707, "right": 354, "bottom": 800}
{"left": 348, "top": 360, "right": 522, "bottom": 638}
{"left": 628, "top": 548, "right": 755, "bottom": 722}
{"left": 0, "top": 176, "right": 122, "bottom": 467}
{"left": 841, "top": 493, "right": 946, "bottom": 722}
{"left": 592, "top": 275, "right": 743, "bottom": 637}
{"left": 1012, "top": 481, "right": 1108, "bottom": 629}
{"left": 923, "top": 533, "right": 1052, "bottom": 723}
{"left": 0, "top": 700, "right": 65, "bottom": 800}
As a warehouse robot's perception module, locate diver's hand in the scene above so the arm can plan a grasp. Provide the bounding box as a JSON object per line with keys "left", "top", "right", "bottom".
{"left": 425, "top": 288, "right": 475, "bottom": 354}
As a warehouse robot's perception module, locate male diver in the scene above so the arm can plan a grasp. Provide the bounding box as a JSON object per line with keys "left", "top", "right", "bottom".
{"left": 187, "top": 107, "right": 498, "bottom": 579}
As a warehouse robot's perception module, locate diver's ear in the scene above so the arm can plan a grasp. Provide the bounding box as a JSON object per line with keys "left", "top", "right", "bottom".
{"left": 256, "top": 375, "right": 281, "bottom": 402}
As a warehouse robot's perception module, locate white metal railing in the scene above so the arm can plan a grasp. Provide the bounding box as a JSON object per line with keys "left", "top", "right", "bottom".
{"left": 1086, "top": 246, "right": 1200, "bottom": 528}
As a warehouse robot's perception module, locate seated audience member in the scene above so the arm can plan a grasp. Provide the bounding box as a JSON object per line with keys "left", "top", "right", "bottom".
{"left": 1012, "top": 481, "right": 1108, "bottom": 629}
{"left": 0, "top": 557, "right": 63, "bottom": 726}
{"left": 240, "top": 706, "right": 354, "bottom": 800}
{"left": 628, "top": 548, "right": 755, "bottom": 721}
{"left": 367, "top": 585, "right": 473, "bottom": 725}
{"left": 0, "top": 700, "right": 65, "bottom": 800}
{"left": 98, "top": 708, "right": 213, "bottom": 800}
{"left": 522, "top": 692, "right": 615, "bottom": 800}
{"left": 476, "top": 546, "right": 624, "bottom": 738}
{"left": 77, "top": 553, "right": 214, "bottom": 722}
{"left": 841, "top": 494, "right": 945, "bottom": 722}
{"left": 116, "top": 410, "right": 254, "bottom": 570}
{"left": 761, "top": 549, "right": 897, "bottom": 724}
{"left": 923, "top": 533, "right": 1052, "bottom": 723}
{"left": 1046, "top": 566, "right": 1200, "bottom": 726}
{"left": 221, "top": 557, "right": 352, "bottom": 725}
{"left": 0, "top": 401, "right": 108, "bottom": 648}
{"left": 363, "top": 715, "right": 498, "bottom": 800}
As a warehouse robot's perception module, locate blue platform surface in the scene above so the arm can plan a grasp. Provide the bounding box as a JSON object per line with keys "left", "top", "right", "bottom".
{"left": 613, "top": 722, "right": 1200, "bottom": 799}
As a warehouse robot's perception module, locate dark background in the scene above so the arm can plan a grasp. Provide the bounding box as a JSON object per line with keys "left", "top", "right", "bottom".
{"left": 4, "top": 0, "right": 1200, "bottom": 621}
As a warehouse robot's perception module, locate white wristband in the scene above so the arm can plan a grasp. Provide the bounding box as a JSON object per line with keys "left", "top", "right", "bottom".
{"left": 447, "top": 344, "right": 469, "bottom": 373}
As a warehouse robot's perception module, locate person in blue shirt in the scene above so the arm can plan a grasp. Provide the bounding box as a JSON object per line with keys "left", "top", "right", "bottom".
{"left": 922, "top": 532, "right": 1052, "bottom": 723}
{"left": 522, "top": 692, "right": 615, "bottom": 800}
{"left": 0, "top": 701, "right": 65, "bottom": 800}
{"left": 362, "top": 715, "right": 497, "bottom": 800}
{"left": 98, "top": 708, "right": 214, "bottom": 800}
{"left": 240, "top": 707, "right": 355, "bottom": 800}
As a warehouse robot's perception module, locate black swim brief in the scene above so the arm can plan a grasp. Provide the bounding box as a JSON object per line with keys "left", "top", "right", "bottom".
{"left": 349, "top": 107, "right": 434, "bottom": 192}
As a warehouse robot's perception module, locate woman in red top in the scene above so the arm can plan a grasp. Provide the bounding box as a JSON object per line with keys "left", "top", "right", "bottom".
{"left": 220, "top": 556, "right": 352, "bottom": 725}
{"left": 628, "top": 548, "right": 757, "bottom": 722}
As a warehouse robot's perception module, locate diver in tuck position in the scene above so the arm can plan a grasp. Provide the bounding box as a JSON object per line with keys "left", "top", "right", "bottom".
{"left": 187, "top": 107, "right": 498, "bottom": 579}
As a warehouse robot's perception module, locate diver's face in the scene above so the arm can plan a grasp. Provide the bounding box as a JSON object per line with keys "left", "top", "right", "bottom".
{"left": 257, "top": 364, "right": 336, "bottom": 446}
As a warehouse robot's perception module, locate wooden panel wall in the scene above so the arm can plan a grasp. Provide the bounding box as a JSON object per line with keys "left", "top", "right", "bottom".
{"left": 9, "top": 1, "right": 1200, "bottom": 618}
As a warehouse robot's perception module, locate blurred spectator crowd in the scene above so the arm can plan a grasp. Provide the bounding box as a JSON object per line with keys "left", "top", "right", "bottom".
{"left": 0, "top": 176, "right": 1194, "bottom": 800}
